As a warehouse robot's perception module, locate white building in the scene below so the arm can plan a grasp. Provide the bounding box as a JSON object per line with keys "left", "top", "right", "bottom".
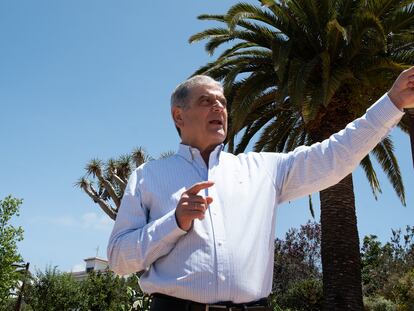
{"left": 71, "top": 257, "right": 109, "bottom": 281}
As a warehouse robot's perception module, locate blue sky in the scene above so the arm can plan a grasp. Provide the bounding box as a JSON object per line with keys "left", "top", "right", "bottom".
{"left": 1, "top": 0, "right": 413, "bottom": 273}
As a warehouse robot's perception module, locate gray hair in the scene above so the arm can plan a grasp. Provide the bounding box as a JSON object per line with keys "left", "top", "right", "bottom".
{"left": 170, "top": 75, "right": 222, "bottom": 110}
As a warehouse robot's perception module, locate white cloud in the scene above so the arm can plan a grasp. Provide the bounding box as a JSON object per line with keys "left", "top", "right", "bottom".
{"left": 81, "top": 212, "right": 112, "bottom": 231}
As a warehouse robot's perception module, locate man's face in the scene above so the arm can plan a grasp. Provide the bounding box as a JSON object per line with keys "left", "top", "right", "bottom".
{"left": 173, "top": 83, "right": 228, "bottom": 151}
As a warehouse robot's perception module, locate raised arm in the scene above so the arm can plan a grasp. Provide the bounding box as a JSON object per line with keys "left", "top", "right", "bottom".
{"left": 276, "top": 66, "right": 414, "bottom": 203}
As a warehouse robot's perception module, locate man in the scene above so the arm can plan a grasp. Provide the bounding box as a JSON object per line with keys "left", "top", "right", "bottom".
{"left": 108, "top": 68, "right": 414, "bottom": 311}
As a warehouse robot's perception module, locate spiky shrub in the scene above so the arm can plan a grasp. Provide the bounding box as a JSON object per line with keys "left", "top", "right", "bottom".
{"left": 76, "top": 148, "right": 152, "bottom": 220}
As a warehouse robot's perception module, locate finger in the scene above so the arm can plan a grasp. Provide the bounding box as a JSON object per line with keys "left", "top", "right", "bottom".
{"left": 183, "top": 209, "right": 206, "bottom": 220}
{"left": 206, "top": 196, "right": 213, "bottom": 205}
{"left": 187, "top": 194, "right": 209, "bottom": 203}
{"left": 188, "top": 201, "right": 207, "bottom": 211}
{"left": 180, "top": 199, "right": 206, "bottom": 209}
{"left": 185, "top": 181, "right": 214, "bottom": 195}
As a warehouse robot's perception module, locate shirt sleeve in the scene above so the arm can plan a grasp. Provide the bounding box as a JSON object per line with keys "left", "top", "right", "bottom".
{"left": 274, "top": 93, "right": 404, "bottom": 204}
{"left": 107, "top": 168, "right": 187, "bottom": 275}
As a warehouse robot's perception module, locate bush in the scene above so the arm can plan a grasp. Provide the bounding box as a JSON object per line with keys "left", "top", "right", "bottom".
{"left": 363, "top": 296, "right": 397, "bottom": 311}
{"left": 0, "top": 196, "right": 24, "bottom": 305}
{"left": 272, "top": 278, "right": 322, "bottom": 311}
{"left": 392, "top": 269, "right": 414, "bottom": 311}
{"left": 22, "top": 267, "right": 150, "bottom": 311}
{"left": 24, "top": 267, "right": 82, "bottom": 311}
{"left": 79, "top": 270, "right": 133, "bottom": 311}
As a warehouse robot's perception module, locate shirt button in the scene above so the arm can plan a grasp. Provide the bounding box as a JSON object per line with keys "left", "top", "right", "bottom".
{"left": 219, "top": 274, "right": 226, "bottom": 281}
{"left": 218, "top": 241, "right": 223, "bottom": 246}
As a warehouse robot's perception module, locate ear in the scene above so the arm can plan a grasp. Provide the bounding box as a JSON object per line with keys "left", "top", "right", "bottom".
{"left": 172, "top": 106, "right": 184, "bottom": 129}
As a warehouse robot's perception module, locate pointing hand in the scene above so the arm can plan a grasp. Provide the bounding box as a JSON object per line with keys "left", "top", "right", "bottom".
{"left": 175, "top": 181, "right": 214, "bottom": 231}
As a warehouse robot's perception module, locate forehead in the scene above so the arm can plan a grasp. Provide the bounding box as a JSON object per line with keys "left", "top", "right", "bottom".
{"left": 189, "top": 83, "right": 224, "bottom": 99}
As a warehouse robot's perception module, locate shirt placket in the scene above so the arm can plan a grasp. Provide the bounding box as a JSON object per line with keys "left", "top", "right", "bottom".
{"left": 207, "top": 160, "right": 231, "bottom": 301}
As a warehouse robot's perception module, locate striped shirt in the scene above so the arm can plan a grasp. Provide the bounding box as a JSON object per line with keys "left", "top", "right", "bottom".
{"left": 107, "top": 94, "right": 403, "bottom": 303}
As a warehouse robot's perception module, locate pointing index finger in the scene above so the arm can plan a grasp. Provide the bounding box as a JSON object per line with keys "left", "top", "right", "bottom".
{"left": 185, "top": 181, "right": 215, "bottom": 195}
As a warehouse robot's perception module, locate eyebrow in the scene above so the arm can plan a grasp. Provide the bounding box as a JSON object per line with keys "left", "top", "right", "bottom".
{"left": 198, "top": 94, "right": 227, "bottom": 105}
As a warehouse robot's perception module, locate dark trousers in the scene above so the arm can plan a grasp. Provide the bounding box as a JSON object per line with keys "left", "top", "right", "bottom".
{"left": 149, "top": 293, "right": 271, "bottom": 311}
{"left": 149, "top": 295, "right": 190, "bottom": 311}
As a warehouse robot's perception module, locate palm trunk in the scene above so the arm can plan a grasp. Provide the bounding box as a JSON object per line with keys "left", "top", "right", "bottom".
{"left": 320, "top": 173, "right": 363, "bottom": 310}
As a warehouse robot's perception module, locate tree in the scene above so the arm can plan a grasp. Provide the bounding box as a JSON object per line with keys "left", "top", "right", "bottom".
{"left": 76, "top": 147, "right": 151, "bottom": 220}
{"left": 272, "top": 221, "right": 322, "bottom": 310}
{"left": 79, "top": 270, "right": 139, "bottom": 311}
{"left": 273, "top": 221, "right": 321, "bottom": 297}
{"left": 361, "top": 226, "right": 414, "bottom": 300}
{"left": 23, "top": 266, "right": 82, "bottom": 311}
{"left": 23, "top": 267, "right": 149, "bottom": 311}
{"left": 189, "top": 0, "right": 413, "bottom": 309}
{"left": 77, "top": 148, "right": 174, "bottom": 220}
{"left": 0, "top": 195, "right": 24, "bottom": 306}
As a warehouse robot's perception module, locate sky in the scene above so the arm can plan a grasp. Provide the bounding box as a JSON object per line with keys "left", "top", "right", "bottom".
{"left": 1, "top": 0, "right": 413, "bottom": 274}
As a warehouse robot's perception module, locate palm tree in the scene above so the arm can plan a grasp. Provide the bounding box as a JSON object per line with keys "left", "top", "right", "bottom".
{"left": 189, "top": 0, "right": 413, "bottom": 309}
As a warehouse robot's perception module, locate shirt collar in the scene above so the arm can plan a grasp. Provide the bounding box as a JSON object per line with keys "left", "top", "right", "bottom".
{"left": 177, "top": 143, "right": 224, "bottom": 162}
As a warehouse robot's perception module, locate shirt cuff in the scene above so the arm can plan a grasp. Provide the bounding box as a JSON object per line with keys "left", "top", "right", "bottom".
{"left": 366, "top": 93, "right": 405, "bottom": 129}
{"left": 153, "top": 209, "right": 187, "bottom": 245}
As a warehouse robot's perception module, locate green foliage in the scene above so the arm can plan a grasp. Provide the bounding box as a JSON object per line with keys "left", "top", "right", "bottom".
{"left": 273, "top": 221, "right": 321, "bottom": 296}
{"left": 23, "top": 267, "right": 149, "bottom": 311}
{"left": 79, "top": 270, "right": 136, "bottom": 311}
{"left": 24, "top": 266, "right": 82, "bottom": 311}
{"left": 272, "top": 221, "right": 322, "bottom": 310}
{"left": 363, "top": 296, "right": 397, "bottom": 311}
{"left": 282, "top": 279, "right": 323, "bottom": 311}
{"left": 361, "top": 235, "right": 394, "bottom": 296}
{"left": 0, "top": 195, "right": 24, "bottom": 305}
{"left": 361, "top": 226, "right": 414, "bottom": 309}
{"left": 362, "top": 226, "right": 414, "bottom": 298}
{"left": 389, "top": 269, "right": 414, "bottom": 311}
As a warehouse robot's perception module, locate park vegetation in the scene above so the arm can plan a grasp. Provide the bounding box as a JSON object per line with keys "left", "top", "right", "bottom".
{"left": 0, "top": 196, "right": 25, "bottom": 308}
{"left": 3, "top": 221, "right": 414, "bottom": 310}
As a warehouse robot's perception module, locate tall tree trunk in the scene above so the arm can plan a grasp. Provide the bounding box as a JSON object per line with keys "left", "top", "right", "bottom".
{"left": 320, "top": 174, "right": 363, "bottom": 310}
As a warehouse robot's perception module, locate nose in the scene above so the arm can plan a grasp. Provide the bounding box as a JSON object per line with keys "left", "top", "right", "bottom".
{"left": 212, "top": 100, "right": 225, "bottom": 111}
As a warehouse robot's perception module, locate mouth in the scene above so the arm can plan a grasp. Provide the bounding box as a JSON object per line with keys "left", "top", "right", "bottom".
{"left": 209, "top": 119, "right": 223, "bottom": 125}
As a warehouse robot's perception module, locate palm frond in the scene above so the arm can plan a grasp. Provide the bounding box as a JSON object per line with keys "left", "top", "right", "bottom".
{"left": 371, "top": 136, "right": 406, "bottom": 205}
{"left": 360, "top": 155, "right": 382, "bottom": 200}
{"left": 226, "top": 2, "right": 280, "bottom": 32}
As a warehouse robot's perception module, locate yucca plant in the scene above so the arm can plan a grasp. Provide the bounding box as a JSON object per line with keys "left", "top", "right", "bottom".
{"left": 76, "top": 147, "right": 152, "bottom": 220}
{"left": 189, "top": 0, "right": 413, "bottom": 309}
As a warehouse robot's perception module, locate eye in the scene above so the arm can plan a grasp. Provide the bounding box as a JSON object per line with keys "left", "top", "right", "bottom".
{"left": 199, "top": 96, "right": 211, "bottom": 106}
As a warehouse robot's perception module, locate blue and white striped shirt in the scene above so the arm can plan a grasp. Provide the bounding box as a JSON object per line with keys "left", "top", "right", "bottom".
{"left": 107, "top": 94, "right": 403, "bottom": 304}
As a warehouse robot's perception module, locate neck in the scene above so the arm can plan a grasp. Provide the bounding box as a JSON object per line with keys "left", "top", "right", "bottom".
{"left": 200, "top": 147, "right": 214, "bottom": 166}
{"left": 181, "top": 142, "right": 220, "bottom": 166}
